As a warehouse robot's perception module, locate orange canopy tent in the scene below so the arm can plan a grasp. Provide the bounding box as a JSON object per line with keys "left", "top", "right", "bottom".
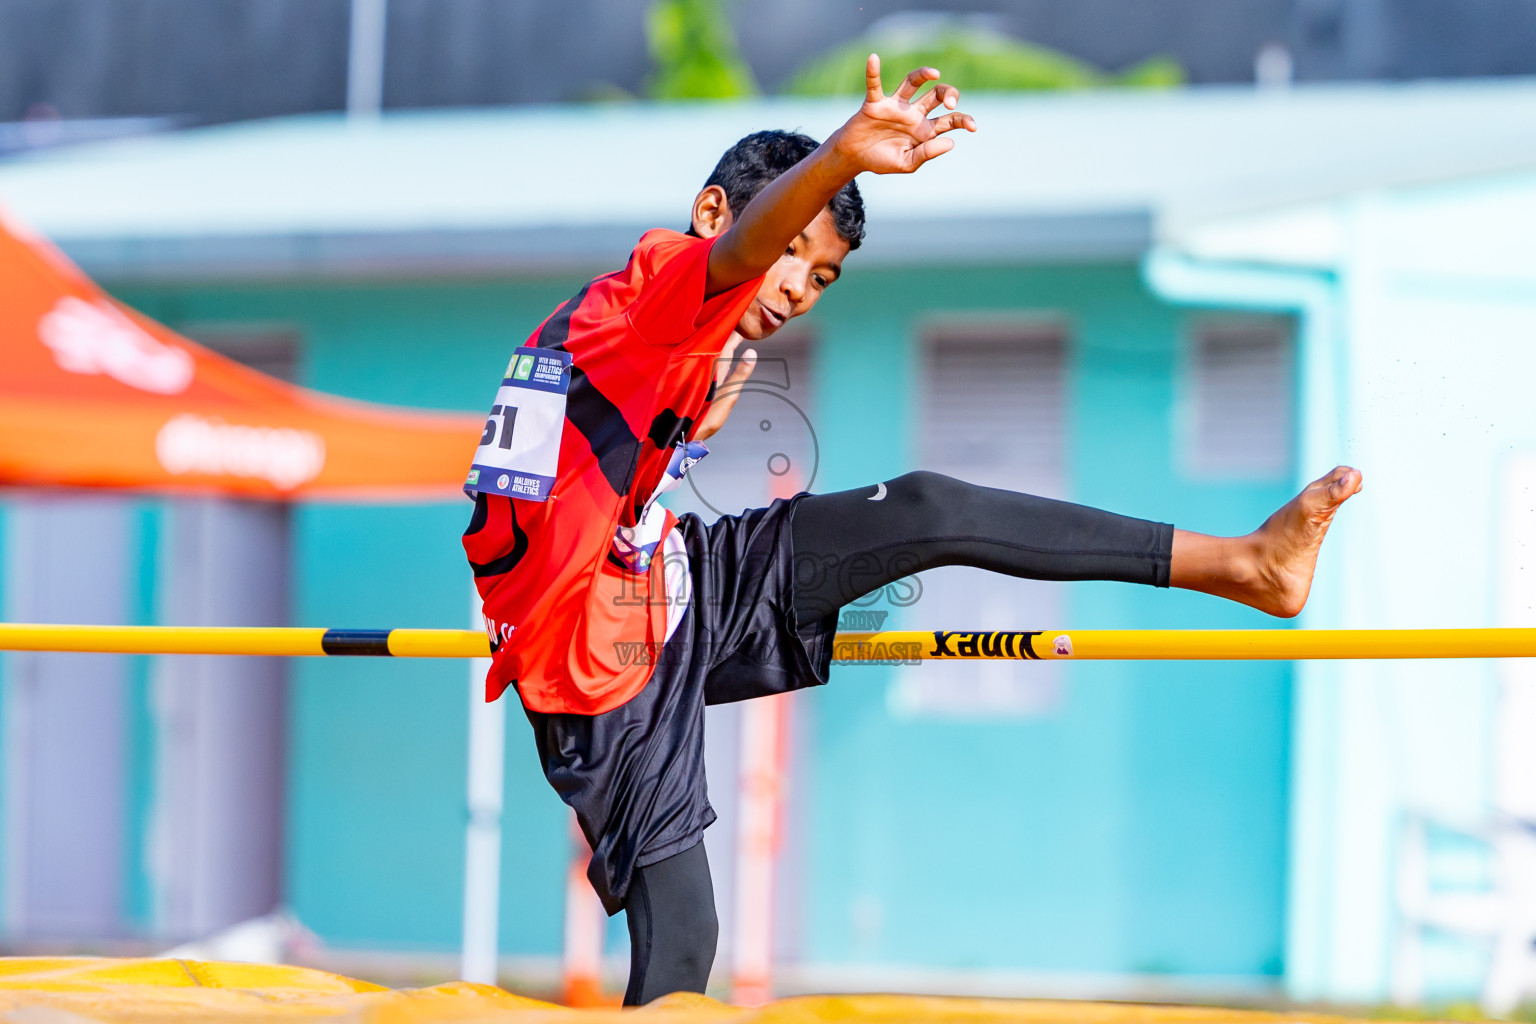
{"left": 0, "top": 211, "right": 483, "bottom": 500}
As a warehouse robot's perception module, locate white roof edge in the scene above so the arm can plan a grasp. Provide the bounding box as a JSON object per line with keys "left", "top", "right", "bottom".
{"left": 63, "top": 210, "right": 1154, "bottom": 282}
{"left": 5, "top": 79, "right": 1536, "bottom": 275}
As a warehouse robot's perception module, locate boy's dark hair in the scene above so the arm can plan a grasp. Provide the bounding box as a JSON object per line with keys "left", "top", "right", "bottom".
{"left": 695, "top": 129, "right": 865, "bottom": 250}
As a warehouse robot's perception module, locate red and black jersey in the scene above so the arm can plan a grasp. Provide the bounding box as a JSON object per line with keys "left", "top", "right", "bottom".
{"left": 462, "top": 229, "right": 761, "bottom": 714}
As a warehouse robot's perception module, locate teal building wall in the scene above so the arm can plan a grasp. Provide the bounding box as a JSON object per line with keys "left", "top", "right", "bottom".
{"left": 84, "top": 259, "right": 1294, "bottom": 975}
{"left": 802, "top": 265, "right": 1293, "bottom": 977}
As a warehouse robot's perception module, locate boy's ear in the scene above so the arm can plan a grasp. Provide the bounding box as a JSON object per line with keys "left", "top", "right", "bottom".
{"left": 691, "top": 185, "right": 733, "bottom": 238}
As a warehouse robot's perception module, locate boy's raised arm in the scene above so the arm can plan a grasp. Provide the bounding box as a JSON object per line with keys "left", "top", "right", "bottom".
{"left": 704, "top": 55, "right": 977, "bottom": 296}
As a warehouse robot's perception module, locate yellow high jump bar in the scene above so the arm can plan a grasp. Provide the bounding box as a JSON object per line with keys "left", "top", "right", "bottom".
{"left": 833, "top": 628, "right": 1536, "bottom": 662}
{"left": 0, "top": 624, "right": 1534, "bottom": 660}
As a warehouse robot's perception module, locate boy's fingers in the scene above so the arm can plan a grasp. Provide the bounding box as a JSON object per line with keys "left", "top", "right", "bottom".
{"left": 864, "top": 54, "right": 884, "bottom": 102}
{"left": 699, "top": 360, "right": 750, "bottom": 438}
{"left": 908, "top": 135, "right": 955, "bottom": 170}
{"left": 715, "top": 336, "right": 742, "bottom": 383}
{"left": 915, "top": 83, "right": 959, "bottom": 115}
{"left": 893, "top": 66, "right": 939, "bottom": 102}
{"left": 928, "top": 111, "right": 978, "bottom": 135}
{"left": 729, "top": 349, "right": 758, "bottom": 386}
{"left": 715, "top": 348, "right": 757, "bottom": 399}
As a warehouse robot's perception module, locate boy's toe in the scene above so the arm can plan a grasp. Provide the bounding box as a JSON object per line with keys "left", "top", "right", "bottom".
{"left": 1319, "top": 466, "right": 1362, "bottom": 505}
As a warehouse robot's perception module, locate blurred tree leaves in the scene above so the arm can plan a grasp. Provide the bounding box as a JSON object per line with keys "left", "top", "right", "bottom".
{"left": 645, "top": 0, "right": 759, "bottom": 100}
{"left": 641, "top": 6, "right": 1181, "bottom": 101}
{"left": 784, "top": 16, "right": 1185, "bottom": 95}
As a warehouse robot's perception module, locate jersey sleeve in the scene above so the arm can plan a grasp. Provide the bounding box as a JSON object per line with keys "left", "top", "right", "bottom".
{"left": 626, "top": 229, "right": 762, "bottom": 347}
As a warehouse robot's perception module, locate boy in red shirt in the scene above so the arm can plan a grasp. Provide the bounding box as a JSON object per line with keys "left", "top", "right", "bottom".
{"left": 463, "top": 57, "right": 1361, "bottom": 1005}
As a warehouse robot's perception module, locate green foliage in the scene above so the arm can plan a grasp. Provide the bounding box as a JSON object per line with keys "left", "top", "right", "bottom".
{"left": 1118, "top": 55, "right": 1188, "bottom": 88}
{"left": 645, "top": 0, "right": 758, "bottom": 100}
{"left": 784, "top": 26, "right": 1185, "bottom": 96}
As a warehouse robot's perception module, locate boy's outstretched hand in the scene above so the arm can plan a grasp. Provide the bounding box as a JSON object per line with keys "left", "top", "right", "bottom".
{"left": 702, "top": 55, "right": 977, "bottom": 295}
{"left": 831, "top": 55, "right": 977, "bottom": 176}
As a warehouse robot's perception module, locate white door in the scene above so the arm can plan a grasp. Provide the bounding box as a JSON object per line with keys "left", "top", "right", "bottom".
{"left": 3, "top": 496, "right": 133, "bottom": 938}
{"left": 150, "top": 327, "right": 298, "bottom": 938}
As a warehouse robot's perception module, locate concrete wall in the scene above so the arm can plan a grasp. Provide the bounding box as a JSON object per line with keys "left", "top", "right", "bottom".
{"left": 802, "top": 263, "right": 1293, "bottom": 981}
{"left": 1154, "top": 170, "right": 1536, "bottom": 1004}
{"left": 1285, "top": 176, "right": 1536, "bottom": 1003}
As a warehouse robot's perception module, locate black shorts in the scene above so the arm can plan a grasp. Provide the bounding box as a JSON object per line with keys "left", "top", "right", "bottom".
{"left": 519, "top": 496, "right": 834, "bottom": 914}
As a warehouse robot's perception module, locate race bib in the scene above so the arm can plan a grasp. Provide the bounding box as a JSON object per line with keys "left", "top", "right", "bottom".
{"left": 464, "top": 346, "right": 572, "bottom": 500}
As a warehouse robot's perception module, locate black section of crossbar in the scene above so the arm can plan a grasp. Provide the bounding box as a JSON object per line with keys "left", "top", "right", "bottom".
{"left": 320, "top": 629, "right": 393, "bottom": 656}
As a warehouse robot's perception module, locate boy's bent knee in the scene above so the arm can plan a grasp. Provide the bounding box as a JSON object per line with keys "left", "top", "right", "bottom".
{"left": 632, "top": 901, "right": 716, "bottom": 1002}
{"left": 888, "top": 470, "right": 967, "bottom": 515}
{"left": 652, "top": 857, "right": 717, "bottom": 969}
{"left": 657, "top": 896, "right": 718, "bottom": 976}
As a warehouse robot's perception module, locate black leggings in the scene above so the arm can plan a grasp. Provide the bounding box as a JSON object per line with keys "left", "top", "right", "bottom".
{"left": 620, "top": 471, "right": 1173, "bottom": 1004}
{"left": 791, "top": 470, "right": 1172, "bottom": 624}
{"left": 623, "top": 841, "right": 718, "bottom": 1006}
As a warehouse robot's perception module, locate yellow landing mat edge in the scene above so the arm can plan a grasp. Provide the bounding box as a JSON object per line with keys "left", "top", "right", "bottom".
{"left": 0, "top": 957, "right": 1438, "bottom": 1023}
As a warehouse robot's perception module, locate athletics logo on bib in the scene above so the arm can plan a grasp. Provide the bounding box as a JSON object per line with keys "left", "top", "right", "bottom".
{"left": 465, "top": 346, "right": 572, "bottom": 501}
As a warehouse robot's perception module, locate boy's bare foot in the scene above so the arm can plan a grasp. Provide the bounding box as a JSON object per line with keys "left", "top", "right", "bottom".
{"left": 1171, "top": 466, "right": 1363, "bottom": 617}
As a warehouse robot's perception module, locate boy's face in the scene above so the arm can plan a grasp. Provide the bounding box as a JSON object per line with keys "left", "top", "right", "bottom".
{"left": 691, "top": 186, "right": 850, "bottom": 342}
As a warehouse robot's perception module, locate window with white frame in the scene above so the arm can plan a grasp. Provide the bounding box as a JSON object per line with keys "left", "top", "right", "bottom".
{"left": 890, "top": 322, "right": 1069, "bottom": 718}
{"left": 1183, "top": 318, "right": 1294, "bottom": 479}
